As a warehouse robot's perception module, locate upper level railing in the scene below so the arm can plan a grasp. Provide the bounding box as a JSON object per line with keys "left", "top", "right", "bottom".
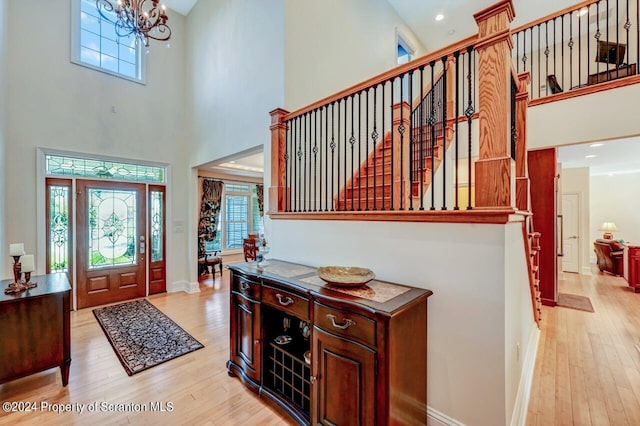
{"left": 512, "top": 0, "right": 640, "bottom": 101}
{"left": 269, "top": 0, "right": 529, "bottom": 223}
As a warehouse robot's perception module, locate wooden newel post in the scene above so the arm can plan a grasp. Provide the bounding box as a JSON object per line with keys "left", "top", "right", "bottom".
{"left": 515, "top": 72, "right": 531, "bottom": 211}
{"left": 473, "top": 0, "right": 516, "bottom": 208}
{"left": 269, "top": 108, "right": 290, "bottom": 213}
{"left": 392, "top": 101, "right": 411, "bottom": 210}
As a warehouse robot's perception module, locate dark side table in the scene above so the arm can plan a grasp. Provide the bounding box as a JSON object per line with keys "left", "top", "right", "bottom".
{"left": 0, "top": 273, "right": 71, "bottom": 386}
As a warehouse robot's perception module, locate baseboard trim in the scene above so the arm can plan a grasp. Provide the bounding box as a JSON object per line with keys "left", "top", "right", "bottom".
{"left": 167, "top": 280, "right": 201, "bottom": 294}
{"left": 428, "top": 406, "right": 466, "bottom": 426}
{"left": 509, "top": 324, "right": 541, "bottom": 426}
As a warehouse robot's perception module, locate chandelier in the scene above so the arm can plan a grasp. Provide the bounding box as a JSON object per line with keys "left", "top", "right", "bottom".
{"left": 96, "top": 0, "right": 171, "bottom": 47}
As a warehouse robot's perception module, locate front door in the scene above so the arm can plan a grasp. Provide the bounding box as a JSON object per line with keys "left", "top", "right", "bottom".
{"left": 76, "top": 180, "right": 146, "bottom": 308}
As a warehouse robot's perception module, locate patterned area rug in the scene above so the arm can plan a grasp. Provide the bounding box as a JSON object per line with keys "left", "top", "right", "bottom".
{"left": 93, "top": 299, "right": 204, "bottom": 376}
{"left": 557, "top": 293, "right": 595, "bottom": 313}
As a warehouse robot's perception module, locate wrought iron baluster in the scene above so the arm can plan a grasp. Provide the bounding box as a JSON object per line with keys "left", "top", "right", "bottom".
{"left": 516, "top": 32, "right": 520, "bottom": 73}
{"left": 429, "top": 61, "right": 436, "bottom": 211}
{"left": 365, "top": 88, "right": 370, "bottom": 210}
{"left": 319, "top": 107, "right": 323, "bottom": 212}
{"left": 537, "top": 24, "right": 541, "bottom": 98}
{"left": 297, "top": 115, "right": 303, "bottom": 212}
{"left": 466, "top": 47, "right": 474, "bottom": 210}
{"left": 419, "top": 65, "right": 425, "bottom": 211}
{"left": 372, "top": 85, "right": 379, "bottom": 211}
{"left": 314, "top": 108, "right": 318, "bottom": 212}
{"left": 358, "top": 91, "right": 362, "bottom": 211}
{"left": 304, "top": 112, "right": 308, "bottom": 212}
{"left": 441, "top": 55, "right": 448, "bottom": 210}
{"left": 545, "top": 22, "right": 549, "bottom": 96}
{"left": 616, "top": 0, "right": 619, "bottom": 80}
{"left": 625, "top": 0, "right": 630, "bottom": 76}
{"left": 522, "top": 29, "right": 528, "bottom": 71}
{"left": 337, "top": 99, "right": 341, "bottom": 211}
{"left": 331, "top": 102, "right": 336, "bottom": 211}
{"left": 588, "top": 5, "right": 591, "bottom": 82}
{"left": 454, "top": 50, "right": 460, "bottom": 210}
{"left": 390, "top": 77, "right": 395, "bottom": 211}
{"left": 562, "top": 16, "right": 565, "bottom": 89}
{"left": 399, "top": 74, "right": 406, "bottom": 210}
{"left": 285, "top": 118, "right": 290, "bottom": 212}
{"left": 324, "top": 106, "right": 329, "bottom": 211}
{"left": 579, "top": 14, "right": 582, "bottom": 87}
{"left": 343, "top": 97, "right": 348, "bottom": 211}
{"left": 606, "top": 0, "right": 610, "bottom": 82}
{"left": 408, "top": 72, "right": 414, "bottom": 211}
{"left": 381, "top": 81, "right": 386, "bottom": 211}
{"left": 349, "top": 94, "right": 355, "bottom": 211}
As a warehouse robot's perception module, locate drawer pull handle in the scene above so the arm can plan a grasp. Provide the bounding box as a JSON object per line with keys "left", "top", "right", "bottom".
{"left": 326, "top": 314, "right": 356, "bottom": 330}
{"left": 276, "top": 293, "right": 294, "bottom": 306}
{"left": 310, "top": 375, "right": 317, "bottom": 384}
{"left": 240, "top": 281, "right": 250, "bottom": 291}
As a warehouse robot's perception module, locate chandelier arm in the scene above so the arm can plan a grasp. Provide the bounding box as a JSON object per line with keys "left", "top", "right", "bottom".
{"left": 95, "top": 0, "right": 170, "bottom": 47}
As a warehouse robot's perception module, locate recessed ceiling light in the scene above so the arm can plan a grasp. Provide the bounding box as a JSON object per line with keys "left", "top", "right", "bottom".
{"left": 229, "top": 161, "right": 236, "bottom": 164}
{"left": 435, "top": 14, "right": 445, "bottom": 21}
{"left": 590, "top": 143, "right": 604, "bottom": 147}
{"left": 585, "top": 154, "right": 597, "bottom": 158}
{"left": 579, "top": 7, "right": 588, "bottom": 16}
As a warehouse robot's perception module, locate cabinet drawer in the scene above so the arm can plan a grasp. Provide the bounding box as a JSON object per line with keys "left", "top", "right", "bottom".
{"left": 314, "top": 303, "right": 376, "bottom": 348}
{"left": 233, "top": 275, "right": 261, "bottom": 300}
{"left": 262, "top": 285, "right": 309, "bottom": 321}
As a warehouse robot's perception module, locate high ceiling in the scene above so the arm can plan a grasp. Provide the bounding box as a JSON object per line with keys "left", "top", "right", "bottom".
{"left": 163, "top": 0, "right": 198, "bottom": 16}
{"left": 386, "top": 0, "right": 580, "bottom": 51}
{"left": 558, "top": 137, "right": 640, "bottom": 176}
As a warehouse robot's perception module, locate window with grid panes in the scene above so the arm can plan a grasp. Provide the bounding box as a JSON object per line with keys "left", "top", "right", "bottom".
{"left": 71, "top": 0, "right": 145, "bottom": 83}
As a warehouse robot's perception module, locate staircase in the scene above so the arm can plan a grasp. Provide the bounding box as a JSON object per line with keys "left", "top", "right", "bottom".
{"left": 335, "top": 75, "right": 447, "bottom": 211}
{"left": 523, "top": 216, "right": 542, "bottom": 326}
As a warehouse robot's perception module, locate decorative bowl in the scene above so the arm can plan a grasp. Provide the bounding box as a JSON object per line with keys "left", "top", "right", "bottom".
{"left": 317, "top": 266, "right": 375, "bottom": 288}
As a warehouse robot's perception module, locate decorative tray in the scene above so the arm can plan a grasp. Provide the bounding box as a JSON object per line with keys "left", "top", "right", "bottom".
{"left": 317, "top": 266, "right": 375, "bottom": 288}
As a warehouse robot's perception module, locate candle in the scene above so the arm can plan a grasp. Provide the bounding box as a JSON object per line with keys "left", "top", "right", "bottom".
{"left": 20, "top": 254, "right": 35, "bottom": 273}
{"left": 9, "top": 243, "right": 25, "bottom": 256}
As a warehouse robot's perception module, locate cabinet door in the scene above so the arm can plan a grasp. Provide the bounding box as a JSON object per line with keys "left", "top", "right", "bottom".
{"left": 313, "top": 328, "right": 376, "bottom": 426}
{"left": 630, "top": 249, "right": 640, "bottom": 288}
{"left": 231, "top": 293, "right": 261, "bottom": 382}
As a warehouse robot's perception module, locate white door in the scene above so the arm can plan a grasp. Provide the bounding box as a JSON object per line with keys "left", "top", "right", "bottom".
{"left": 562, "top": 193, "right": 580, "bottom": 273}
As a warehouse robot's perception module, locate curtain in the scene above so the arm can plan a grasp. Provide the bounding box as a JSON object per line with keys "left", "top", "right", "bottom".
{"left": 256, "top": 184, "right": 264, "bottom": 217}
{"left": 198, "top": 179, "right": 223, "bottom": 273}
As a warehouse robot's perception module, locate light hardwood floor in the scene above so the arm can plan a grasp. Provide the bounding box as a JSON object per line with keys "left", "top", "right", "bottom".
{"left": 527, "top": 269, "right": 640, "bottom": 426}
{"left": 0, "top": 268, "right": 288, "bottom": 425}
{"left": 2, "top": 265, "right": 639, "bottom": 425}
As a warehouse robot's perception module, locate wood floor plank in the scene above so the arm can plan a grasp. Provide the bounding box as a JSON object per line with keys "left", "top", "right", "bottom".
{"left": 0, "top": 270, "right": 290, "bottom": 426}
{"left": 527, "top": 269, "right": 640, "bottom": 426}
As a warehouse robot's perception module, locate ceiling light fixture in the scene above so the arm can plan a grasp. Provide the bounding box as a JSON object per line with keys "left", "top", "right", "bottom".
{"left": 590, "top": 143, "right": 604, "bottom": 147}
{"left": 585, "top": 154, "right": 597, "bottom": 158}
{"left": 96, "top": 0, "right": 171, "bottom": 47}
{"left": 578, "top": 7, "right": 588, "bottom": 16}
{"left": 435, "top": 14, "right": 445, "bottom": 21}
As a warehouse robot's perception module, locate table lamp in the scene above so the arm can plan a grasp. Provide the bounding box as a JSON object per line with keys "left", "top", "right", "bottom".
{"left": 599, "top": 221, "right": 618, "bottom": 240}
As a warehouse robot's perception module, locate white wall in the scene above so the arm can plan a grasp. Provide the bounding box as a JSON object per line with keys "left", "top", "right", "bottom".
{"left": 3, "top": 0, "right": 189, "bottom": 286}
{"left": 284, "top": 0, "right": 425, "bottom": 112}
{"left": 590, "top": 171, "right": 640, "bottom": 245}
{"left": 561, "top": 167, "right": 591, "bottom": 274}
{"left": 528, "top": 83, "right": 640, "bottom": 149}
{"left": 0, "top": 0, "right": 6, "bottom": 278}
{"left": 504, "top": 222, "right": 538, "bottom": 426}
{"left": 269, "top": 219, "right": 534, "bottom": 425}
{"left": 185, "top": 0, "right": 285, "bottom": 167}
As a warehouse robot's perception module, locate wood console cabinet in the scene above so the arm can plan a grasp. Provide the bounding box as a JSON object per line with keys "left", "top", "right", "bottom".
{"left": 624, "top": 244, "right": 640, "bottom": 292}
{"left": 227, "top": 260, "right": 432, "bottom": 425}
{"left": 0, "top": 273, "right": 71, "bottom": 386}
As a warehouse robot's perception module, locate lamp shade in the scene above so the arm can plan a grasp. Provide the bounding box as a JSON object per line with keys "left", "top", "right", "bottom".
{"left": 599, "top": 222, "right": 619, "bottom": 232}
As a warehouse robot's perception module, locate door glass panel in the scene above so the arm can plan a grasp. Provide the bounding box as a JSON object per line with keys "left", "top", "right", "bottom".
{"left": 150, "top": 190, "right": 163, "bottom": 262}
{"left": 88, "top": 188, "right": 137, "bottom": 268}
{"left": 49, "top": 185, "right": 70, "bottom": 272}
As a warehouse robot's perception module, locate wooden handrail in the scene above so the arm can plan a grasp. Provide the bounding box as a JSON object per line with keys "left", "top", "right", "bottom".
{"left": 284, "top": 34, "right": 478, "bottom": 121}
{"left": 512, "top": 0, "right": 599, "bottom": 34}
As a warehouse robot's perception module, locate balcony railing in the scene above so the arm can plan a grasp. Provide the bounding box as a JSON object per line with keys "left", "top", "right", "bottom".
{"left": 269, "top": 0, "right": 528, "bottom": 223}
{"left": 512, "top": 0, "right": 640, "bottom": 101}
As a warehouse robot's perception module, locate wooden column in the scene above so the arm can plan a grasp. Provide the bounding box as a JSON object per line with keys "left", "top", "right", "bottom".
{"left": 392, "top": 102, "right": 411, "bottom": 210}
{"left": 269, "top": 108, "right": 290, "bottom": 213}
{"left": 515, "top": 72, "right": 531, "bottom": 211}
{"left": 473, "top": 0, "right": 516, "bottom": 208}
